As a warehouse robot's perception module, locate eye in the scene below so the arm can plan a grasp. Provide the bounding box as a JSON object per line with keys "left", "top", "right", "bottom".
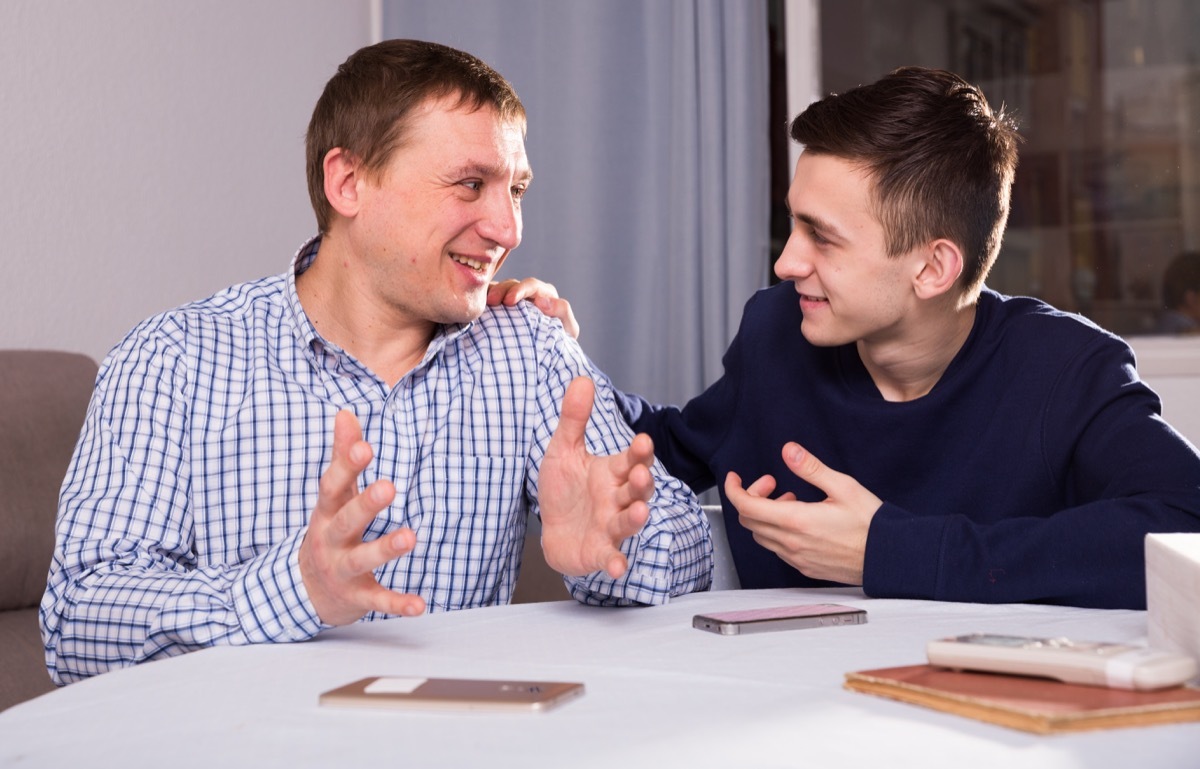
{"left": 511, "top": 184, "right": 528, "bottom": 201}
{"left": 809, "top": 227, "right": 830, "bottom": 246}
{"left": 460, "top": 179, "right": 483, "bottom": 193}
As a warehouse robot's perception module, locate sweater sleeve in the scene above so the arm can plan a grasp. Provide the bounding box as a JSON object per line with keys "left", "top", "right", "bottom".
{"left": 863, "top": 334, "right": 1200, "bottom": 609}
{"left": 615, "top": 296, "right": 755, "bottom": 495}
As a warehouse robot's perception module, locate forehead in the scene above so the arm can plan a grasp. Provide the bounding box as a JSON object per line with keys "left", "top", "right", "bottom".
{"left": 400, "top": 95, "right": 529, "bottom": 175}
{"left": 788, "top": 152, "right": 877, "bottom": 226}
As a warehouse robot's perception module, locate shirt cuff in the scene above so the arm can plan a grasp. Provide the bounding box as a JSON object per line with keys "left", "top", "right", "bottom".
{"left": 233, "top": 527, "right": 328, "bottom": 643}
{"left": 565, "top": 504, "right": 716, "bottom": 606}
{"left": 564, "top": 530, "right": 674, "bottom": 606}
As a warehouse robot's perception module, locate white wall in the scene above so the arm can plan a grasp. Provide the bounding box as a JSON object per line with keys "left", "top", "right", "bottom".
{"left": 0, "top": 0, "right": 373, "bottom": 363}
{"left": 1130, "top": 337, "right": 1200, "bottom": 448}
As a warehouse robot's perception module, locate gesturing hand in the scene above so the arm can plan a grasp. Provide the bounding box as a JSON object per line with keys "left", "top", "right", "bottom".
{"left": 298, "top": 410, "right": 426, "bottom": 626}
{"left": 537, "top": 377, "right": 654, "bottom": 579}
{"left": 724, "top": 442, "right": 881, "bottom": 585}
{"left": 487, "top": 277, "right": 580, "bottom": 340}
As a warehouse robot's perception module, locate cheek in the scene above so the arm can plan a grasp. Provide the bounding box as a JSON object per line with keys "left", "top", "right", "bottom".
{"left": 865, "top": 266, "right": 911, "bottom": 314}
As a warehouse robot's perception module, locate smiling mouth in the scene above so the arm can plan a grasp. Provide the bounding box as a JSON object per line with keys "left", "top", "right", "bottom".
{"left": 800, "top": 294, "right": 828, "bottom": 303}
{"left": 451, "top": 254, "right": 487, "bottom": 273}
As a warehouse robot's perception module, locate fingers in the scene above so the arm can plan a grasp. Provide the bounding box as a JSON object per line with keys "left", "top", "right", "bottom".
{"left": 301, "top": 410, "right": 428, "bottom": 625}
{"left": 603, "top": 550, "right": 629, "bottom": 580}
{"left": 357, "top": 584, "right": 427, "bottom": 618}
{"left": 486, "top": 278, "right": 525, "bottom": 306}
{"left": 340, "top": 527, "right": 424, "bottom": 603}
{"left": 622, "top": 460, "right": 655, "bottom": 510}
{"left": 534, "top": 296, "right": 580, "bottom": 339}
{"left": 600, "top": 433, "right": 655, "bottom": 510}
{"left": 737, "top": 474, "right": 795, "bottom": 505}
{"left": 600, "top": 432, "right": 654, "bottom": 477}
{"left": 484, "top": 278, "right": 580, "bottom": 338}
{"left": 349, "top": 528, "right": 426, "bottom": 617}
{"left": 344, "top": 478, "right": 394, "bottom": 531}
{"left": 333, "top": 408, "right": 364, "bottom": 457}
{"left": 724, "top": 470, "right": 753, "bottom": 510}
{"left": 725, "top": 470, "right": 778, "bottom": 504}
{"left": 724, "top": 471, "right": 790, "bottom": 532}
{"left": 627, "top": 432, "right": 655, "bottom": 467}
{"left": 313, "top": 411, "right": 372, "bottom": 520}
{"left": 351, "top": 527, "right": 417, "bottom": 573}
{"left": 744, "top": 473, "right": 779, "bottom": 498}
{"left": 486, "top": 277, "right": 557, "bottom": 306}
{"left": 486, "top": 279, "right": 513, "bottom": 304}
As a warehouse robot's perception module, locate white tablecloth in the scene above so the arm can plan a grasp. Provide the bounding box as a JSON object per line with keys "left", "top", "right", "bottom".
{"left": 3, "top": 587, "right": 1196, "bottom": 768}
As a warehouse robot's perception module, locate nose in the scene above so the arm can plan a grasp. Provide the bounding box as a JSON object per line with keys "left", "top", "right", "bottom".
{"left": 478, "top": 188, "right": 522, "bottom": 252}
{"left": 773, "top": 228, "right": 813, "bottom": 283}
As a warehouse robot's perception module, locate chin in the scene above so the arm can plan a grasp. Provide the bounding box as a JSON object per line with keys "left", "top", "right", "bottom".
{"left": 447, "top": 299, "right": 487, "bottom": 325}
{"left": 800, "top": 322, "right": 841, "bottom": 348}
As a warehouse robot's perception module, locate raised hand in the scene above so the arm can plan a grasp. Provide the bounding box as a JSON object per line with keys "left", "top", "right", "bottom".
{"left": 537, "top": 377, "right": 654, "bottom": 578}
{"left": 298, "top": 410, "right": 426, "bottom": 625}
{"left": 724, "top": 442, "right": 881, "bottom": 585}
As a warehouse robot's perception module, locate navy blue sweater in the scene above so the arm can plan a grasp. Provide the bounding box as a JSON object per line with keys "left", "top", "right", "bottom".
{"left": 620, "top": 284, "right": 1200, "bottom": 609}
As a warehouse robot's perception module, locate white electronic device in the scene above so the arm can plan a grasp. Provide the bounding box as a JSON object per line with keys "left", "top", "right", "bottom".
{"left": 926, "top": 633, "right": 1199, "bottom": 691}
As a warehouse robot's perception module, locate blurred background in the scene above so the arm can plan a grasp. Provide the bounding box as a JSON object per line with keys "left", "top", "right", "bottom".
{"left": 2, "top": 0, "right": 1196, "bottom": 421}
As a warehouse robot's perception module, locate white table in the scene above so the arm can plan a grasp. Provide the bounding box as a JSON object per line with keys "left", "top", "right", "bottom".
{"left": 2, "top": 588, "right": 1196, "bottom": 768}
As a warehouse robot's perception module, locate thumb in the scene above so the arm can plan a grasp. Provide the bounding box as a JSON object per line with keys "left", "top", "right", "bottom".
{"left": 782, "top": 442, "right": 833, "bottom": 493}
{"left": 552, "top": 377, "right": 595, "bottom": 451}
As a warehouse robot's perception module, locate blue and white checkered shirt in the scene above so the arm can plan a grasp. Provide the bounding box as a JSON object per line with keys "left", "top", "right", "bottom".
{"left": 41, "top": 237, "right": 712, "bottom": 684}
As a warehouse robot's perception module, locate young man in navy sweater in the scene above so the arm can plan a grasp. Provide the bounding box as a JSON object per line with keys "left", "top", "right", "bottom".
{"left": 493, "top": 66, "right": 1200, "bottom": 610}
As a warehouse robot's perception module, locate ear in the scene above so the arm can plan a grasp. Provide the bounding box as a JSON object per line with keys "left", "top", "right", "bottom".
{"left": 912, "top": 238, "right": 964, "bottom": 300}
{"left": 323, "top": 147, "right": 365, "bottom": 219}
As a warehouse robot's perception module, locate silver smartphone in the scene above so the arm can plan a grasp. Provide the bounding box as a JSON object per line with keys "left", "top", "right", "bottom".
{"left": 693, "top": 603, "right": 867, "bottom": 635}
{"left": 318, "top": 676, "right": 585, "bottom": 712}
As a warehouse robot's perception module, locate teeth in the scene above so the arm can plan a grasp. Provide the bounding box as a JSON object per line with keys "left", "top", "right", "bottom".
{"left": 452, "top": 254, "right": 485, "bottom": 272}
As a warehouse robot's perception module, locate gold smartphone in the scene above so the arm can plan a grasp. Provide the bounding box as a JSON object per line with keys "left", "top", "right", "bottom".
{"left": 318, "top": 676, "right": 585, "bottom": 713}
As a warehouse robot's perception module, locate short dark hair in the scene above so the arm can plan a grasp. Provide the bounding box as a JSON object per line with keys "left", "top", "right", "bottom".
{"left": 789, "top": 66, "right": 1020, "bottom": 298}
{"left": 306, "top": 39, "right": 526, "bottom": 233}
{"left": 1162, "top": 251, "right": 1200, "bottom": 310}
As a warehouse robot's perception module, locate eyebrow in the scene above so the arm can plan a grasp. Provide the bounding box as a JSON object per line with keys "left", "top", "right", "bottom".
{"left": 450, "top": 162, "right": 533, "bottom": 185}
{"left": 784, "top": 200, "right": 845, "bottom": 242}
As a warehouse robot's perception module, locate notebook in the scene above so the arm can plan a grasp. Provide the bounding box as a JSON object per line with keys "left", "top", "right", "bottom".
{"left": 844, "top": 664, "right": 1200, "bottom": 734}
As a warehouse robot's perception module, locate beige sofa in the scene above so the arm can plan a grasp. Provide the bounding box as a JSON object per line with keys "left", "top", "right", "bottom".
{"left": 0, "top": 350, "right": 96, "bottom": 712}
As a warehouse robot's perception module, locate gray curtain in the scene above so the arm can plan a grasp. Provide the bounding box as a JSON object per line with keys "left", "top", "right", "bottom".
{"left": 383, "top": 0, "right": 771, "bottom": 406}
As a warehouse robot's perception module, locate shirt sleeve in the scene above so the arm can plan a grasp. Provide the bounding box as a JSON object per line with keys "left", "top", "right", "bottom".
{"left": 39, "top": 320, "right": 327, "bottom": 685}
{"left": 863, "top": 334, "right": 1200, "bottom": 609}
{"left": 523, "top": 316, "right": 713, "bottom": 606}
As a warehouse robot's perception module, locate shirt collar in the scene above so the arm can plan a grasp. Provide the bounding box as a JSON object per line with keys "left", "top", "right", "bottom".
{"left": 286, "top": 235, "right": 325, "bottom": 356}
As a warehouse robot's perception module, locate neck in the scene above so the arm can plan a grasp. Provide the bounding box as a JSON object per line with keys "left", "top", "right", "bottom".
{"left": 858, "top": 299, "right": 977, "bottom": 402}
{"left": 296, "top": 235, "right": 435, "bottom": 388}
